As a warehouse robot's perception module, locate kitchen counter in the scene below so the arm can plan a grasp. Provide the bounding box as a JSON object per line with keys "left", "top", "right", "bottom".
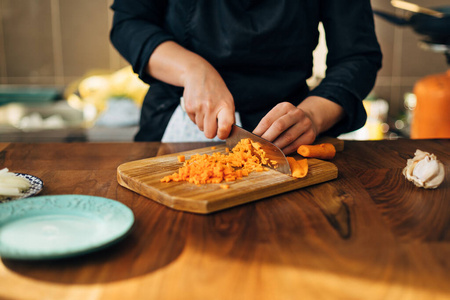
{"left": 0, "top": 127, "right": 140, "bottom": 143}
{"left": 0, "top": 139, "right": 449, "bottom": 300}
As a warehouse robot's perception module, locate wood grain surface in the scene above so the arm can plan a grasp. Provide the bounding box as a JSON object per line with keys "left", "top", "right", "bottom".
{"left": 0, "top": 143, "right": 10, "bottom": 153}
{"left": 117, "top": 144, "right": 338, "bottom": 213}
{"left": 0, "top": 139, "right": 449, "bottom": 300}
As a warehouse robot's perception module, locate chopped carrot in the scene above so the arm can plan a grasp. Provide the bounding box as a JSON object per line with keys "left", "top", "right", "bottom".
{"left": 220, "top": 184, "right": 230, "bottom": 189}
{"left": 211, "top": 146, "right": 216, "bottom": 150}
{"left": 177, "top": 155, "right": 185, "bottom": 162}
{"left": 297, "top": 143, "right": 336, "bottom": 160}
{"left": 287, "top": 157, "right": 308, "bottom": 178}
{"left": 160, "top": 138, "right": 276, "bottom": 185}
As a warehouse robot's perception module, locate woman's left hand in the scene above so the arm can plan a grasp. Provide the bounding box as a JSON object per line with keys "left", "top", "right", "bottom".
{"left": 252, "top": 96, "right": 345, "bottom": 154}
{"left": 252, "top": 102, "right": 317, "bottom": 155}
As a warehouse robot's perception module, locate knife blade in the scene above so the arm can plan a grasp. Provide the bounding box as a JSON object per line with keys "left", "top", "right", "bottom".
{"left": 225, "top": 124, "right": 291, "bottom": 175}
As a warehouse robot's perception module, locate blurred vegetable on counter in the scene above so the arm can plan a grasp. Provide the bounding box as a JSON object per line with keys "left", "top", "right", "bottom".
{"left": 65, "top": 66, "right": 149, "bottom": 126}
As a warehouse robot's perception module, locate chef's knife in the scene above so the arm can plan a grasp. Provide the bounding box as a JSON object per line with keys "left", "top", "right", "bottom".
{"left": 226, "top": 124, "right": 291, "bottom": 175}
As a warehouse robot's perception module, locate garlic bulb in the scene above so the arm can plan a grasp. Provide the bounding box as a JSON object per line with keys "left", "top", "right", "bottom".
{"left": 403, "top": 150, "right": 445, "bottom": 189}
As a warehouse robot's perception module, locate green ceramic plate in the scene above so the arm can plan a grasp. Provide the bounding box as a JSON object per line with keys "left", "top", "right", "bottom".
{"left": 0, "top": 195, "right": 134, "bottom": 260}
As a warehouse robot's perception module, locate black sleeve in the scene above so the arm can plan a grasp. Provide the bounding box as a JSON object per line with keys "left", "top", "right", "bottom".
{"left": 110, "top": 0, "right": 174, "bottom": 84}
{"left": 308, "top": 0, "right": 383, "bottom": 136}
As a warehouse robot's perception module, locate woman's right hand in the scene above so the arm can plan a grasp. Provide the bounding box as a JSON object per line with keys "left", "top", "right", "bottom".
{"left": 182, "top": 60, "right": 235, "bottom": 140}
{"left": 147, "top": 41, "right": 235, "bottom": 140}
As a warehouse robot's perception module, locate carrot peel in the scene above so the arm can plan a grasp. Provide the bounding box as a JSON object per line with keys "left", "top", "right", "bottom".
{"left": 287, "top": 157, "right": 308, "bottom": 178}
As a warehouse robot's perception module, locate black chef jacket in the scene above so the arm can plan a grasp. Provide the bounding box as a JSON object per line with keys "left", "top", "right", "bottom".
{"left": 110, "top": 0, "right": 382, "bottom": 141}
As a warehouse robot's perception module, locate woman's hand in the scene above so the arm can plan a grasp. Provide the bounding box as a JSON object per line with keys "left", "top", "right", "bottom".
{"left": 147, "top": 41, "right": 235, "bottom": 140}
{"left": 252, "top": 102, "right": 317, "bottom": 155}
{"left": 182, "top": 62, "right": 235, "bottom": 140}
{"left": 252, "top": 96, "right": 344, "bottom": 154}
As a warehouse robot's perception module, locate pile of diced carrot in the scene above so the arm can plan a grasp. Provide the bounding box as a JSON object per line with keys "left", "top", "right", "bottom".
{"left": 160, "top": 138, "right": 276, "bottom": 185}
{"left": 160, "top": 138, "right": 337, "bottom": 185}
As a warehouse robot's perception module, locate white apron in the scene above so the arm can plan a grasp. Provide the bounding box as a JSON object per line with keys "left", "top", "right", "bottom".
{"left": 161, "top": 104, "right": 242, "bottom": 142}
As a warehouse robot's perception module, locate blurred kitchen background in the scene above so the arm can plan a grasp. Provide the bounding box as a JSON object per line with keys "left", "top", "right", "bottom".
{"left": 0, "top": 0, "right": 449, "bottom": 142}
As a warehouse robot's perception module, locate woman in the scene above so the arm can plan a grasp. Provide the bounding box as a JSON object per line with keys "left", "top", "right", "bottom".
{"left": 110, "top": 1, "right": 382, "bottom": 154}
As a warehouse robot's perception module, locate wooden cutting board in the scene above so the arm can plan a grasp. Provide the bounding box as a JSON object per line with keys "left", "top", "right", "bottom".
{"left": 117, "top": 143, "right": 339, "bottom": 214}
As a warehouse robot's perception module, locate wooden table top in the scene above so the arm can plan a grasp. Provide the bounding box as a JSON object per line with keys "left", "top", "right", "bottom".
{"left": 0, "top": 139, "right": 449, "bottom": 300}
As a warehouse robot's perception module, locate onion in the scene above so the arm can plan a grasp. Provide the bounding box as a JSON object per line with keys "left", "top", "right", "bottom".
{"left": 0, "top": 168, "right": 31, "bottom": 196}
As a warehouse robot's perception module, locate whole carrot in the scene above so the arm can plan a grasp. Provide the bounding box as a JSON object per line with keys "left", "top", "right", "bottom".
{"left": 297, "top": 143, "right": 336, "bottom": 160}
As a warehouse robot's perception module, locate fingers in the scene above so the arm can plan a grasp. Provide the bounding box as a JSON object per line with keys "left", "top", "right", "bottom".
{"left": 252, "top": 102, "right": 318, "bottom": 155}
{"left": 181, "top": 60, "right": 237, "bottom": 140}
{"left": 252, "top": 105, "right": 284, "bottom": 137}
{"left": 203, "top": 105, "right": 235, "bottom": 140}
{"left": 275, "top": 117, "right": 316, "bottom": 155}
{"left": 216, "top": 108, "right": 235, "bottom": 140}
{"left": 195, "top": 111, "right": 205, "bottom": 132}
{"left": 253, "top": 102, "right": 300, "bottom": 142}
{"left": 182, "top": 93, "right": 235, "bottom": 139}
{"left": 183, "top": 94, "right": 212, "bottom": 133}
{"left": 279, "top": 126, "right": 316, "bottom": 154}
{"left": 203, "top": 106, "right": 217, "bottom": 139}
{"left": 183, "top": 97, "right": 202, "bottom": 130}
